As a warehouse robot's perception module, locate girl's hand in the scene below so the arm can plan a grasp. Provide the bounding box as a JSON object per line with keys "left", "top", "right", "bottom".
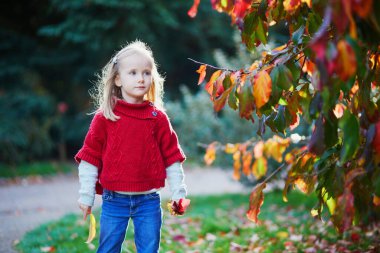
{"left": 167, "top": 198, "right": 191, "bottom": 216}
{"left": 78, "top": 203, "right": 92, "bottom": 220}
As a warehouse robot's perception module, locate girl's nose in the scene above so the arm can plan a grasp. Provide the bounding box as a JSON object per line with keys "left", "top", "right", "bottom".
{"left": 138, "top": 74, "right": 144, "bottom": 83}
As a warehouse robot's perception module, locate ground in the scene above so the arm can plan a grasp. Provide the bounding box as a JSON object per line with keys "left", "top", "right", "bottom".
{"left": 0, "top": 167, "right": 248, "bottom": 253}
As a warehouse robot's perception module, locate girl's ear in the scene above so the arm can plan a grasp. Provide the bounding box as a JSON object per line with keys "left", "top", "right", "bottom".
{"left": 115, "top": 74, "right": 121, "bottom": 87}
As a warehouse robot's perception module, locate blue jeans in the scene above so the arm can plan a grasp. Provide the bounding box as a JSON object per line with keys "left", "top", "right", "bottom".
{"left": 97, "top": 189, "right": 162, "bottom": 253}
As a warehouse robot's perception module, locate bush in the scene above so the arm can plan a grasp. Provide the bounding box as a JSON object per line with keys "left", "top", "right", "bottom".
{"left": 0, "top": 92, "right": 55, "bottom": 164}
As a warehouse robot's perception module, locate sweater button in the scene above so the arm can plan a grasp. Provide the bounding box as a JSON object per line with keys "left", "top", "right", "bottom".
{"left": 152, "top": 111, "right": 157, "bottom": 116}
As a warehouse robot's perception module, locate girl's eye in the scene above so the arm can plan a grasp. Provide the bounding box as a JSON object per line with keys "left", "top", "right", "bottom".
{"left": 144, "top": 71, "right": 151, "bottom": 76}
{"left": 129, "top": 70, "right": 136, "bottom": 75}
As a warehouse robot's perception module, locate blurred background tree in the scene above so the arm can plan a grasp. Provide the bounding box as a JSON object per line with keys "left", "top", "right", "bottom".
{"left": 0, "top": 0, "right": 239, "bottom": 165}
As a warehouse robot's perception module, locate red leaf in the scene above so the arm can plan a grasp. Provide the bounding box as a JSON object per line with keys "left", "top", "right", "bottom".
{"left": 169, "top": 198, "right": 191, "bottom": 216}
{"left": 352, "top": 0, "right": 373, "bottom": 18}
{"left": 188, "top": 0, "right": 201, "bottom": 18}
{"left": 351, "top": 233, "right": 360, "bottom": 242}
{"left": 205, "top": 70, "right": 222, "bottom": 97}
{"left": 308, "top": 115, "right": 326, "bottom": 156}
{"left": 332, "top": 188, "right": 355, "bottom": 233}
{"left": 310, "top": 6, "right": 332, "bottom": 60}
{"left": 372, "top": 120, "right": 380, "bottom": 155}
{"left": 172, "top": 234, "right": 187, "bottom": 243}
{"left": 233, "top": 0, "right": 253, "bottom": 19}
{"left": 214, "top": 86, "right": 233, "bottom": 112}
{"left": 237, "top": 81, "right": 255, "bottom": 121}
{"left": 40, "top": 246, "right": 56, "bottom": 253}
{"left": 246, "top": 182, "right": 266, "bottom": 223}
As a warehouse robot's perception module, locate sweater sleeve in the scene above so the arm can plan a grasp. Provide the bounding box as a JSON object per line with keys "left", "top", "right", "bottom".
{"left": 74, "top": 112, "right": 107, "bottom": 168}
{"left": 157, "top": 112, "right": 186, "bottom": 167}
{"left": 166, "top": 162, "right": 187, "bottom": 201}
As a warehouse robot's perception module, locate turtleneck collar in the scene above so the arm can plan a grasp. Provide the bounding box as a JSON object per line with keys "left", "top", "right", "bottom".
{"left": 113, "top": 99, "right": 158, "bottom": 119}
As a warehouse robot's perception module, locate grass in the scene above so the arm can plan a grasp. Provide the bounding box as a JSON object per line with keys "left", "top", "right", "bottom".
{"left": 15, "top": 191, "right": 379, "bottom": 253}
{"left": 0, "top": 161, "right": 75, "bottom": 178}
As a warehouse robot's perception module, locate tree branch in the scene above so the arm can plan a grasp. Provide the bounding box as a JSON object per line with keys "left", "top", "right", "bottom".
{"left": 262, "top": 163, "right": 286, "bottom": 185}
{"left": 188, "top": 58, "right": 250, "bottom": 74}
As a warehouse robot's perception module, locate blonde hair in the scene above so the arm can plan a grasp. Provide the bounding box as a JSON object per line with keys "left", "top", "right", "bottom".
{"left": 91, "top": 40, "right": 165, "bottom": 121}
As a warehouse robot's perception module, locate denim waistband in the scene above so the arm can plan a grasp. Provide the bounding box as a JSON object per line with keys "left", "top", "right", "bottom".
{"left": 103, "top": 189, "right": 159, "bottom": 198}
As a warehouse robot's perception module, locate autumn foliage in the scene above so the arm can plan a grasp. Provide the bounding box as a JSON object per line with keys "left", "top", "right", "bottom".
{"left": 189, "top": 0, "right": 380, "bottom": 232}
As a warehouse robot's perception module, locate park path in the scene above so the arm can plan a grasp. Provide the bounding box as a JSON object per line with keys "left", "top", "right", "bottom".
{"left": 0, "top": 167, "right": 249, "bottom": 253}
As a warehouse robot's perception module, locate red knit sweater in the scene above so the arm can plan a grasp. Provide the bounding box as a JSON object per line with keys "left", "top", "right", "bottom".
{"left": 74, "top": 99, "right": 186, "bottom": 194}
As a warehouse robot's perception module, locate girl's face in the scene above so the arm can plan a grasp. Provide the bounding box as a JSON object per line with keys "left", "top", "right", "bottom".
{"left": 115, "top": 52, "right": 153, "bottom": 104}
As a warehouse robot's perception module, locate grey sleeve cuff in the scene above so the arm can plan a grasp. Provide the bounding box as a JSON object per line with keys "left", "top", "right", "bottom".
{"left": 78, "top": 160, "right": 98, "bottom": 207}
{"left": 166, "top": 162, "right": 187, "bottom": 201}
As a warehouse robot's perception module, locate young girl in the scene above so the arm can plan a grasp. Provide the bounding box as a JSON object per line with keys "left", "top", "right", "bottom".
{"left": 75, "top": 41, "right": 188, "bottom": 253}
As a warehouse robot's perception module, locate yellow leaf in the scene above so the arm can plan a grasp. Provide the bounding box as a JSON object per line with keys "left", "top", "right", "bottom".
{"left": 225, "top": 143, "right": 239, "bottom": 154}
{"left": 252, "top": 157, "right": 268, "bottom": 179}
{"left": 301, "top": 0, "right": 312, "bottom": 8}
{"left": 253, "top": 70, "right": 272, "bottom": 109}
{"left": 242, "top": 151, "right": 253, "bottom": 176}
{"left": 276, "top": 231, "right": 289, "bottom": 239}
{"left": 264, "top": 136, "right": 290, "bottom": 163}
{"left": 204, "top": 142, "right": 217, "bottom": 166}
{"left": 322, "top": 187, "right": 336, "bottom": 215}
{"left": 196, "top": 65, "right": 207, "bottom": 85}
{"left": 253, "top": 141, "right": 264, "bottom": 159}
{"left": 205, "top": 70, "right": 222, "bottom": 96}
{"left": 233, "top": 151, "right": 241, "bottom": 180}
{"left": 311, "top": 208, "right": 319, "bottom": 217}
{"left": 294, "top": 176, "right": 315, "bottom": 194}
{"left": 336, "top": 40, "right": 357, "bottom": 81}
{"left": 373, "top": 195, "right": 380, "bottom": 206}
{"left": 283, "top": 0, "right": 301, "bottom": 14}
{"left": 333, "top": 103, "right": 346, "bottom": 119}
{"left": 86, "top": 213, "right": 96, "bottom": 244}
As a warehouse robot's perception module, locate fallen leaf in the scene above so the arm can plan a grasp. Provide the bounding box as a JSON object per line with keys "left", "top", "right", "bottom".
{"left": 85, "top": 213, "right": 96, "bottom": 244}
{"left": 40, "top": 246, "right": 55, "bottom": 252}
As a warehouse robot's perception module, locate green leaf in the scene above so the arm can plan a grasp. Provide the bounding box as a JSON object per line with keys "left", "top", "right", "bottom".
{"left": 242, "top": 12, "right": 258, "bottom": 50}
{"left": 306, "top": 12, "right": 322, "bottom": 35}
{"left": 270, "top": 65, "right": 293, "bottom": 90}
{"left": 223, "top": 73, "right": 233, "bottom": 89}
{"left": 256, "top": 116, "right": 266, "bottom": 137}
{"left": 273, "top": 105, "right": 287, "bottom": 134}
{"left": 309, "top": 93, "right": 322, "bottom": 120}
{"left": 265, "top": 112, "right": 278, "bottom": 133}
{"left": 228, "top": 88, "right": 238, "bottom": 110}
{"left": 292, "top": 25, "right": 305, "bottom": 45}
{"left": 237, "top": 83, "right": 255, "bottom": 121}
{"left": 286, "top": 61, "right": 301, "bottom": 82}
{"left": 338, "top": 110, "right": 360, "bottom": 164}
{"left": 256, "top": 18, "right": 267, "bottom": 44}
{"left": 321, "top": 85, "right": 340, "bottom": 114}
{"left": 324, "top": 112, "right": 339, "bottom": 148}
